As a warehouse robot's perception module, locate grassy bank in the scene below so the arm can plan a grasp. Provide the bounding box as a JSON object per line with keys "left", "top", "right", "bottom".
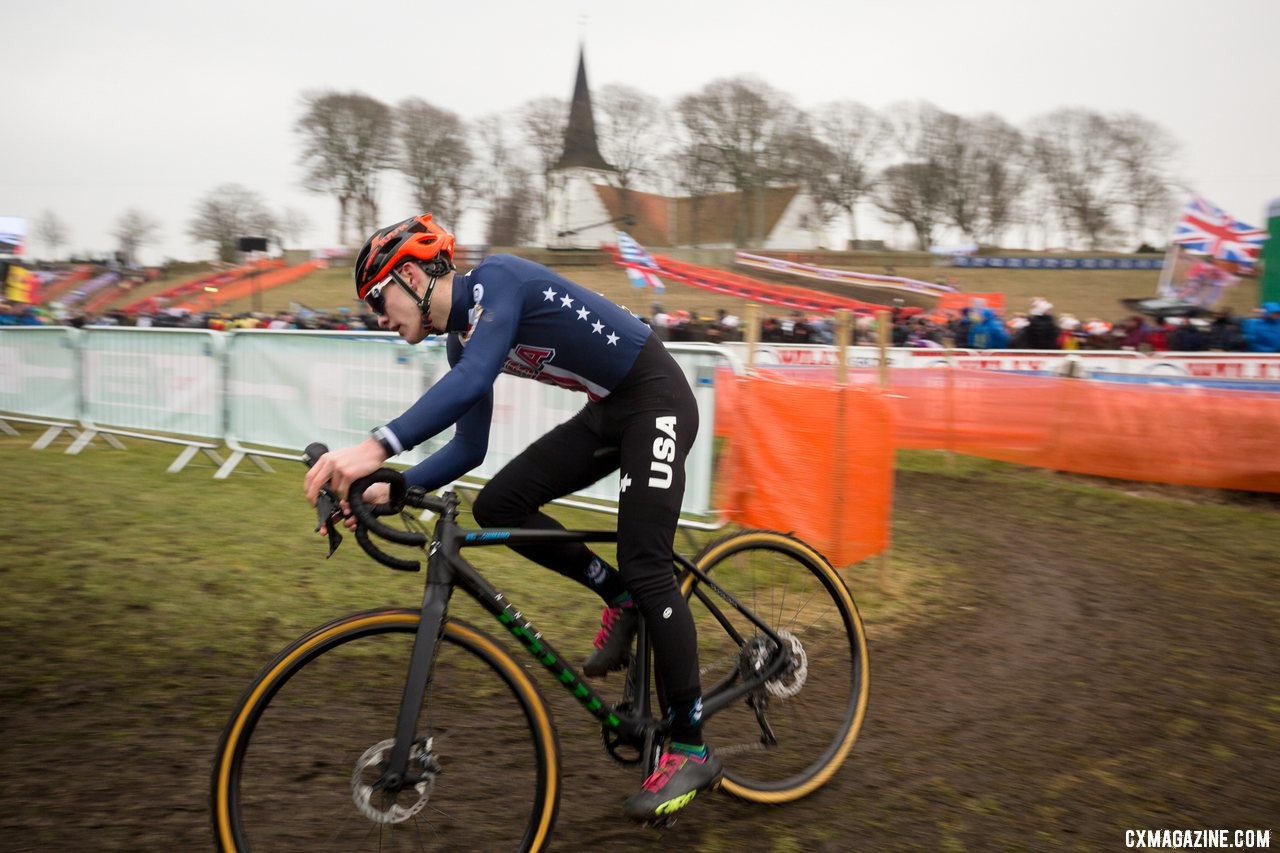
{"left": 204, "top": 258, "right": 1262, "bottom": 326}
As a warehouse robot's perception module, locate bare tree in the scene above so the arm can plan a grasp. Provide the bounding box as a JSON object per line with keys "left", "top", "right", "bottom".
{"left": 485, "top": 164, "right": 539, "bottom": 246}
{"left": 187, "top": 184, "right": 276, "bottom": 263}
{"left": 676, "top": 77, "right": 801, "bottom": 245}
{"left": 471, "top": 114, "right": 512, "bottom": 241}
{"left": 882, "top": 101, "right": 950, "bottom": 163}
{"left": 278, "top": 207, "right": 312, "bottom": 250}
{"left": 769, "top": 115, "right": 841, "bottom": 245}
{"left": 875, "top": 102, "right": 953, "bottom": 249}
{"left": 296, "top": 90, "right": 395, "bottom": 246}
{"left": 470, "top": 115, "right": 538, "bottom": 246}
{"left": 1109, "top": 112, "right": 1180, "bottom": 247}
{"left": 970, "top": 115, "right": 1029, "bottom": 246}
{"left": 665, "top": 139, "right": 725, "bottom": 247}
{"left": 874, "top": 161, "right": 948, "bottom": 250}
{"left": 933, "top": 112, "right": 985, "bottom": 242}
{"left": 810, "top": 101, "right": 888, "bottom": 244}
{"left": 1027, "top": 108, "right": 1126, "bottom": 250}
{"left": 396, "top": 98, "right": 472, "bottom": 226}
{"left": 113, "top": 209, "right": 161, "bottom": 266}
{"left": 786, "top": 132, "right": 839, "bottom": 245}
{"left": 519, "top": 97, "right": 568, "bottom": 239}
{"left": 596, "top": 84, "right": 668, "bottom": 194}
{"left": 34, "top": 210, "right": 69, "bottom": 261}
{"left": 928, "top": 112, "right": 1030, "bottom": 248}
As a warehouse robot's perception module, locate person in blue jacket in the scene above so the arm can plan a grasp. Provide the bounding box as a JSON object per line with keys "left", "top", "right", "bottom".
{"left": 303, "top": 214, "right": 720, "bottom": 821}
{"left": 968, "top": 307, "right": 1011, "bottom": 349}
{"left": 1242, "top": 302, "right": 1280, "bottom": 352}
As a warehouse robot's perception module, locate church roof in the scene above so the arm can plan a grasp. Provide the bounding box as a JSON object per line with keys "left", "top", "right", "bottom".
{"left": 593, "top": 184, "right": 802, "bottom": 247}
{"left": 554, "top": 47, "right": 614, "bottom": 172}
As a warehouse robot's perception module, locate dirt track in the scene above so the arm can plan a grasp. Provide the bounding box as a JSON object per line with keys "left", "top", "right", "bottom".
{"left": 532, "top": 469, "right": 1278, "bottom": 851}
{"left": 2, "top": 465, "right": 1277, "bottom": 851}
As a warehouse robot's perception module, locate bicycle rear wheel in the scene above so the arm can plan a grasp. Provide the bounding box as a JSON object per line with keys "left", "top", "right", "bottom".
{"left": 212, "top": 608, "right": 559, "bottom": 852}
{"left": 684, "top": 530, "right": 869, "bottom": 802}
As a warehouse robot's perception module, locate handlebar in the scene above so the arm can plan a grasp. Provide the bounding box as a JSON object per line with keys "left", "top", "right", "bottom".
{"left": 304, "top": 442, "right": 450, "bottom": 572}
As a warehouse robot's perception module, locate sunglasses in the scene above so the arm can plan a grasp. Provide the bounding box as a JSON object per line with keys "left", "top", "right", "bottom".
{"left": 364, "top": 278, "right": 392, "bottom": 315}
{"left": 363, "top": 267, "right": 443, "bottom": 333}
{"left": 364, "top": 269, "right": 416, "bottom": 316}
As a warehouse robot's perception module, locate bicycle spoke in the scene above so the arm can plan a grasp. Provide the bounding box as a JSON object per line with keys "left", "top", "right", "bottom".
{"left": 687, "top": 532, "right": 869, "bottom": 800}
{"left": 218, "top": 617, "right": 554, "bottom": 851}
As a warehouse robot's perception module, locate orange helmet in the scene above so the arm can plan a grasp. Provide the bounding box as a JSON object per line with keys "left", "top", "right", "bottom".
{"left": 353, "top": 213, "right": 455, "bottom": 300}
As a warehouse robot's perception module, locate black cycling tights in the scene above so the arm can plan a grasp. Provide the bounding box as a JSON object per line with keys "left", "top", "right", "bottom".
{"left": 471, "top": 336, "right": 704, "bottom": 736}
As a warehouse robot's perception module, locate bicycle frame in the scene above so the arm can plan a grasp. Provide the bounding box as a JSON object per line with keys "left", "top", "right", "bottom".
{"left": 374, "top": 490, "right": 793, "bottom": 789}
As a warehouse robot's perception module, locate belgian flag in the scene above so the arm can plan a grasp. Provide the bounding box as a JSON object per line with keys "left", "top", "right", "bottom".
{"left": 5, "top": 264, "right": 38, "bottom": 303}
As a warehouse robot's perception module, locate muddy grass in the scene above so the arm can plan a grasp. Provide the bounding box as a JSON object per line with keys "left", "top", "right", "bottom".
{"left": 2, "top": 460, "right": 1277, "bottom": 851}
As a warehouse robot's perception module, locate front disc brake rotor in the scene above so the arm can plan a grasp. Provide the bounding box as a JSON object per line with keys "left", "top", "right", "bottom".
{"left": 351, "top": 737, "right": 439, "bottom": 824}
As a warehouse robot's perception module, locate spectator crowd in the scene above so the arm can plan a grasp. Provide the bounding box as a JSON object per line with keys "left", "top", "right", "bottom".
{"left": 644, "top": 299, "right": 1280, "bottom": 354}
{"left": 3, "top": 298, "right": 1279, "bottom": 354}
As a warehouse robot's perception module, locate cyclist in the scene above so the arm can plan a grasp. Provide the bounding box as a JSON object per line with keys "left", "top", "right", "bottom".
{"left": 303, "top": 213, "right": 721, "bottom": 821}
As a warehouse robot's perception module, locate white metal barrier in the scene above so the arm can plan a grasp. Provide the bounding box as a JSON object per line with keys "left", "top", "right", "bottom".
{"left": 219, "top": 330, "right": 733, "bottom": 525}
{"left": 1, "top": 328, "right": 735, "bottom": 518}
{"left": 70, "top": 327, "right": 226, "bottom": 472}
{"left": 220, "top": 329, "right": 445, "bottom": 478}
{"left": 0, "top": 326, "right": 81, "bottom": 448}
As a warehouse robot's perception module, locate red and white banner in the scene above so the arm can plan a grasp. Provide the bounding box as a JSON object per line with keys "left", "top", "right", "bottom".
{"left": 723, "top": 343, "right": 1280, "bottom": 384}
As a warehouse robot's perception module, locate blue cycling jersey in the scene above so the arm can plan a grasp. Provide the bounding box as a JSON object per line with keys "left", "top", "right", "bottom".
{"left": 381, "top": 254, "right": 654, "bottom": 490}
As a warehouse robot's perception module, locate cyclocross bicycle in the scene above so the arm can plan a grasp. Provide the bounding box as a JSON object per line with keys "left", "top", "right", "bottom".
{"left": 211, "top": 443, "right": 870, "bottom": 851}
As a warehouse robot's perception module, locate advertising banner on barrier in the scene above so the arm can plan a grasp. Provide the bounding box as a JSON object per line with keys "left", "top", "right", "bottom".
{"left": 0, "top": 327, "right": 78, "bottom": 420}
{"left": 80, "top": 328, "right": 223, "bottom": 437}
{"left": 222, "top": 332, "right": 723, "bottom": 520}
{"left": 224, "top": 331, "right": 442, "bottom": 463}
{"left": 722, "top": 343, "right": 1280, "bottom": 388}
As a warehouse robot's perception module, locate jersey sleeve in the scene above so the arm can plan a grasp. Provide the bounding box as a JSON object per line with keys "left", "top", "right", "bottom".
{"left": 400, "top": 333, "right": 493, "bottom": 491}
{"left": 383, "top": 279, "right": 521, "bottom": 450}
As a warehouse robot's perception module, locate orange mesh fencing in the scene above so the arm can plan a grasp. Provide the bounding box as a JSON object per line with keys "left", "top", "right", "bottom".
{"left": 889, "top": 369, "right": 1280, "bottom": 493}
{"left": 716, "top": 366, "right": 1280, "bottom": 494}
{"left": 710, "top": 367, "right": 1279, "bottom": 566}
{"left": 714, "top": 373, "right": 894, "bottom": 566}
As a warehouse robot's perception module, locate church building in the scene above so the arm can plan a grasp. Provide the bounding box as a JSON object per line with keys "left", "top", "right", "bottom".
{"left": 540, "top": 49, "right": 827, "bottom": 251}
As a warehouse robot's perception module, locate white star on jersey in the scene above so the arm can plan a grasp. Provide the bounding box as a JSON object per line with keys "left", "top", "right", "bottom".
{"left": 619, "top": 473, "right": 632, "bottom": 493}
{"left": 539, "top": 282, "right": 620, "bottom": 349}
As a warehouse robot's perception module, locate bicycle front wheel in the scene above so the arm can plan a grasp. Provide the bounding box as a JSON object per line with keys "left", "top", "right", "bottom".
{"left": 212, "top": 608, "right": 559, "bottom": 852}
{"left": 685, "top": 530, "right": 870, "bottom": 803}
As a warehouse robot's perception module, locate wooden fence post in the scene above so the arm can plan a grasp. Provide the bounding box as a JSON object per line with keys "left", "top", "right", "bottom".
{"left": 744, "top": 303, "right": 761, "bottom": 373}
{"left": 874, "top": 308, "right": 893, "bottom": 592}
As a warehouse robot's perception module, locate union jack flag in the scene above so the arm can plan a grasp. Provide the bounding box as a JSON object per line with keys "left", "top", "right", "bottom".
{"left": 615, "top": 231, "right": 665, "bottom": 292}
{"left": 1171, "top": 196, "right": 1267, "bottom": 269}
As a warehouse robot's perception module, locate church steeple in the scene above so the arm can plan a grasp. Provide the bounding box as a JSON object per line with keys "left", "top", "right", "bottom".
{"left": 554, "top": 45, "right": 613, "bottom": 172}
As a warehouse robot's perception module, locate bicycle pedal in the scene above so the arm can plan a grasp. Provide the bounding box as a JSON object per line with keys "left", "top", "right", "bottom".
{"left": 644, "top": 815, "right": 679, "bottom": 831}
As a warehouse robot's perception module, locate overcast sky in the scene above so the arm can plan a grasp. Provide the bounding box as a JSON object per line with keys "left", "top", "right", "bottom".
{"left": 4, "top": 0, "right": 1277, "bottom": 264}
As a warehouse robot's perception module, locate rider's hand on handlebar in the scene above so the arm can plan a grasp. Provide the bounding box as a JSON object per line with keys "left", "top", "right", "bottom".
{"left": 339, "top": 481, "right": 392, "bottom": 530}
{"left": 303, "top": 438, "right": 389, "bottom": 534}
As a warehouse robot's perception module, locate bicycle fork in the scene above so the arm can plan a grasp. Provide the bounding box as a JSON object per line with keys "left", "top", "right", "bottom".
{"left": 380, "top": 546, "right": 454, "bottom": 795}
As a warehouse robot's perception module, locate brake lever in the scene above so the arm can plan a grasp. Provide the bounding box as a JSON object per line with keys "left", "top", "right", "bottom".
{"left": 314, "top": 489, "right": 344, "bottom": 557}
{"left": 304, "top": 442, "right": 345, "bottom": 558}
